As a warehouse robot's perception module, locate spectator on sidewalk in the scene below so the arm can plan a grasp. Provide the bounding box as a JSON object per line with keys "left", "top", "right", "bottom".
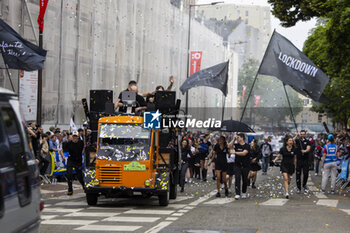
{"left": 321, "top": 134, "right": 340, "bottom": 194}
{"left": 66, "top": 131, "right": 85, "bottom": 195}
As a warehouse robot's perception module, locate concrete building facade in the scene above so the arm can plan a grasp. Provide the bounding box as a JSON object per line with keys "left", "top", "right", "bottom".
{"left": 0, "top": 0, "right": 238, "bottom": 126}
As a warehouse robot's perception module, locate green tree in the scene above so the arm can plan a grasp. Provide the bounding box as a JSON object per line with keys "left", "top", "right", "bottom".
{"left": 269, "top": 0, "right": 350, "bottom": 128}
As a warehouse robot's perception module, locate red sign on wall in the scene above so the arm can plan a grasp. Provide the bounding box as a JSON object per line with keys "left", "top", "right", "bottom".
{"left": 37, "top": 0, "right": 49, "bottom": 32}
{"left": 190, "top": 51, "right": 202, "bottom": 76}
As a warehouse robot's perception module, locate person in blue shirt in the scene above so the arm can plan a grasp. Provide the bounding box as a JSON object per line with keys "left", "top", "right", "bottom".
{"left": 321, "top": 134, "right": 340, "bottom": 194}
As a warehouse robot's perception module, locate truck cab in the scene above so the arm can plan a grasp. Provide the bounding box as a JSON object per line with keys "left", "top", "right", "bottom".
{"left": 84, "top": 93, "right": 180, "bottom": 206}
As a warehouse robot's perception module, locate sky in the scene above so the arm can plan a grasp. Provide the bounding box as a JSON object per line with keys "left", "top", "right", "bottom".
{"left": 196, "top": 0, "right": 317, "bottom": 50}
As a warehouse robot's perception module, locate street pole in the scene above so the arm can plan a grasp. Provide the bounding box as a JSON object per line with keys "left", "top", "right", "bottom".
{"left": 185, "top": 6, "right": 191, "bottom": 115}
{"left": 37, "top": 31, "right": 43, "bottom": 126}
{"left": 185, "top": 2, "right": 224, "bottom": 115}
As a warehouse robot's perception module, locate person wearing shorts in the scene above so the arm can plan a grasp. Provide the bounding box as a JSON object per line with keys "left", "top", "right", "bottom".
{"left": 213, "top": 136, "right": 229, "bottom": 197}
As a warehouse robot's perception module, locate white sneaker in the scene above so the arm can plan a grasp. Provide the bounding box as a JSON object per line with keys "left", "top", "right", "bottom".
{"left": 189, "top": 178, "right": 193, "bottom": 183}
{"left": 221, "top": 183, "right": 225, "bottom": 189}
{"left": 228, "top": 189, "right": 232, "bottom": 194}
{"left": 185, "top": 178, "right": 188, "bottom": 182}
{"left": 241, "top": 193, "right": 248, "bottom": 199}
{"left": 285, "top": 192, "right": 289, "bottom": 199}
{"left": 235, "top": 195, "right": 240, "bottom": 200}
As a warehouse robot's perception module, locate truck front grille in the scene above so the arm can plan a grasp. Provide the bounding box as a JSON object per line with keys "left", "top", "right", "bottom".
{"left": 99, "top": 166, "right": 122, "bottom": 185}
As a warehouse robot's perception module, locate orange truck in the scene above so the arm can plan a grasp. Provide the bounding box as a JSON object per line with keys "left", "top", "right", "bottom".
{"left": 83, "top": 115, "right": 179, "bottom": 206}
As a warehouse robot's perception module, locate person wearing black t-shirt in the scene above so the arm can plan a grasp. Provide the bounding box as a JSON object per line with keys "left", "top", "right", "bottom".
{"left": 66, "top": 132, "right": 85, "bottom": 195}
{"left": 274, "top": 136, "right": 297, "bottom": 199}
{"left": 180, "top": 139, "right": 192, "bottom": 192}
{"left": 233, "top": 133, "right": 250, "bottom": 200}
{"left": 294, "top": 130, "right": 311, "bottom": 194}
{"left": 114, "top": 81, "right": 147, "bottom": 113}
{"left": 213, "top": 136, "right": 229, "bottom": 197}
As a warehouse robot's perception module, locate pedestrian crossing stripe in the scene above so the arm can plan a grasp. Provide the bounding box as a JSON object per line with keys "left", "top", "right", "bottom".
{"left": 103, "top": 216, "right": 160, "bottom": 222}
{"left": 41, "top": 219, "right": 97, "bottom": 225}
{"left": 203, "top": 198, "right": 234, "bottom": 205}
{"left": 124, "top": 209, "right": 174, "bottom": 215}
{"left": 145, "top": 221, "right": 173, "bottom": 233}
{"left": 74, "top": 225, "right": 142, "bottom": 232}
{"left": 65, "top": 212, "right": 119, "bottom": 217}
{"left": 316, "top": 199, "right": 338, "bottom": 208}
{"left": 41, "top": 215, "right": 57, "bottom": 220}
{"left": 43, "top": 207, "right": 83, "bottom": 213}
{"left": 260, "top": 198, "right": 288, "bottom": 206}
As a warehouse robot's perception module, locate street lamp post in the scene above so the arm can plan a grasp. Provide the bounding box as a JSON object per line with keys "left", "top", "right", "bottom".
{"left": 185, "top": 1, "right": 224, "bottom": 115}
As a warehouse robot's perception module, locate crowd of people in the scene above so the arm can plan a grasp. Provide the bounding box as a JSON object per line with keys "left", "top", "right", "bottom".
{"left": 179, "top": 130, "right": 350, "bottom": 200}
{"left": 27, "top": 124, "right": 86, "bottom": 195}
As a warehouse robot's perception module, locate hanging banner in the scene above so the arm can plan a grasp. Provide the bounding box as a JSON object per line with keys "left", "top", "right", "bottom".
{"left": 19, "top": 70, "right": 38, "bottom": 121}
{"left": 242, "top": 85, "right": 247, "bottom": 103}
{"left": 38, "top": 0, "right": 49, "bottom": 32}
{"left": 254, "top": 95, "right": 261, "bottom": 108}
{"left": 190, "top": 51, "right": 202, "bottom": 76}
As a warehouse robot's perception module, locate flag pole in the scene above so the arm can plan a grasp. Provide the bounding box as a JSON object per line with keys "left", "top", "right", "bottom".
{"left": 240, "top": 29, "right": 276, "bottom": 122}
{"left": 221, "top": 94, "right": 226, "bottom": 122}
{"left": 4, "top": 65, "right": 15, "bottom": 92}
{"left": 283, "top": 83, "right": 298, "bottom": 133}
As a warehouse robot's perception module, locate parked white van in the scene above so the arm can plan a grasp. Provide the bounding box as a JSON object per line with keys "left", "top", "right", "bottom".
{"left": 0, "top": 87, "right": 41, "bottom": 233}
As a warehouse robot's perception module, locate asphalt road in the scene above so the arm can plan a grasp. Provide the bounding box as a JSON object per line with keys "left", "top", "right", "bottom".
{"left": 39, "top": 166, "right": 350, "bottom": 233}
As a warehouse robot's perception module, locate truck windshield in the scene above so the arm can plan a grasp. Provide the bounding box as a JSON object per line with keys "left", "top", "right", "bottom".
{"left": 97, "top": 123, "right": 151, "bottom": 161}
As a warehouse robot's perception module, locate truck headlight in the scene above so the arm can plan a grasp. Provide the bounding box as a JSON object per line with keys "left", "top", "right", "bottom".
{"left": 145, "top": 179, "right": 151, "bottom": 187}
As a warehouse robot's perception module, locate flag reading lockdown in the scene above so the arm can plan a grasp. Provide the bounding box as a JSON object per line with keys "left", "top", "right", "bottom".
{"left": 0, "top": 18, "right": 47, "bottom": 71}
{"left": 180, "top": 61, "right": 229, "bottom": 96}
{"left": 258, "top": 31, "right": 329, "bottom": 102}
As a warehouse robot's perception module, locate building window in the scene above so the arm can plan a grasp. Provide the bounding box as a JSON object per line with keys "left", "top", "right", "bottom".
{"left": 245, "top": 10, "right": 248, "bottom": 16}
{"left": 245, "top": 19, "right": 248, "bottom": 24}
{"left": 303, "top": 99, "right": 309, "bottom": 106}
{"left": 237, "top": 10, "right": 240, "bottom": 17}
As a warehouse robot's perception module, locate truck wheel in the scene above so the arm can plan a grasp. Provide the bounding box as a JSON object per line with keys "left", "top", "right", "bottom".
{"left": 158, "top": 191, "right": 169, "bottom": 206}
{"left": 86, "top": 193, "right": 98, "bottom": 206}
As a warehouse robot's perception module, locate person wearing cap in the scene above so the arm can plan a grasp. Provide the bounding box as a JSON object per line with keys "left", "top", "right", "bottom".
{"left": 65, "top": 131, "right": 85, "bottom": 195}
{"left": 321, "top": 134, "right": 340, "bottom": 194}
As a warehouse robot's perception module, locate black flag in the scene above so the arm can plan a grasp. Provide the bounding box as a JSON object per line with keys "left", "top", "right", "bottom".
{"left": 180, "top": 61, "right": 229, "bottom": 96}
{"left": 0, "top": 18, "right": 47, "bottom": 71}
{"left": 258, "top": 31, "right": 329, "bottom": 102}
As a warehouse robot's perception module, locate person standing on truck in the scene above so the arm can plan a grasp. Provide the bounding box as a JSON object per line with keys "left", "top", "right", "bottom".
{"left": 66, "top": 131, "right": 85, "bottom": 195}
{"left": 180, "top": 139, "right": 192, "bottom": 192}
{"left": 114, "top": 81, "right": 147, "bottom": 113}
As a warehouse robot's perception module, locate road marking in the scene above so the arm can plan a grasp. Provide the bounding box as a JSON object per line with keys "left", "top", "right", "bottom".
{"left": 44, "top": 204, "right": 52, "bottom": 207}
{"left": 260, "top": 198, "right": 288, "bottom": 206}
{"left": 41, "top": 215, "right": 57, "bottom": 220}
{"left": 55, "top": 201, "right": 88, "bottom": 206}
{"left": 74, "top": 225, "right": 142, "bottom": 231}
{"left": 316, "top": 199, "right": 338, "bottom": 208}
{"left": 165, "top": 217, "right": 178, "bottom": 221}
{"left": 184, "top": 206, "right": 194, "bottom": 210}
{"left": 203, "top": 198, "right": 234, "bottom": 205}
{"left": 177, "top": 209, "right": 190, "bottom": 213}
{"left": 340, "top": 209, "right": 350, "bottom": 215}
{"left": 65, "top": 212, "right": 119, "bottom": 217}
{"left": 43, "top": 208, "right": 83, "bottom": 213}
{"left": 189, "top": 190, "right": 217, "bottom": 206}
{"left": 145, "top": 221, "right": 173, "bottom": 233}
{"left": 168, "top": 204, "right": 187, "bottom": 209}
{"left": 41, "top": 219, "right": 97, "bottom": 225}
{"left": 103, "top": 216, "right": 160, "bottom": 222}
{"left": 170, "top": 196, "right": 192, "bottom": 202}
{"left": 48, "top": 193, "right": 85, "bottom": 200}
{"left": 315, "top": 192, "right": 328, "bottom": 199}
{"left": 171, "top": 213, "right": 184, "bottom": 216}
{"left": 124, "top": 209, "right": 174, "bottom": 215}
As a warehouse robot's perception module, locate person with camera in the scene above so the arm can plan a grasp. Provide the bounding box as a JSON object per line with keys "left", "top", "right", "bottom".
{"left": 114, "top": 81, "right": 147, "bottom": 113}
